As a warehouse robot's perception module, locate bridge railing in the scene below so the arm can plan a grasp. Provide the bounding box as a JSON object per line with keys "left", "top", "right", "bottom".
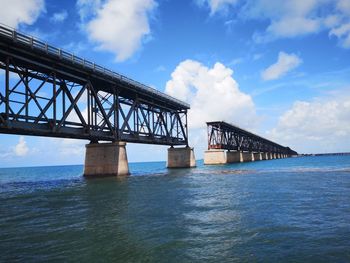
{"left": 0, "top": 23, "right": 190, "bottom": 109}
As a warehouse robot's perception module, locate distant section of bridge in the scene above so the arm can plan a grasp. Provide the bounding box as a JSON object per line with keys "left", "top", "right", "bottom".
{"left": 204, "top": 121, "right": 297, "bottom": 165}
{"left": 0, "top": 24, "right": 196, "bottom": 176}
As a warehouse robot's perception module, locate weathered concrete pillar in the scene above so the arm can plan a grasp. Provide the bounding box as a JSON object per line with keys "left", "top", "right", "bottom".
{"left": 204, "top": 149, "right": 226, "bottom": 165}
{"left": 226, "top": 151, "right": 243, "bottom": 163}
{"left": 242, "top": 152, "right": 254, "bottom": 162}
{"left": 263, "top": 152, "right": 269, "bottom": 160}
{"left": 253, "top": 152, "right": 262, "bottom": 161}
{"left": 84, "top": 141, "right": 129, "bottom": 177}
{"left": 167, "top": 146, "right": 196, "bottom": 168}
{"left": 269, "top": 153, "right": 274, "bottom": 159}
{"left": 204, "top": 150, "right": 243, "bottom": 165}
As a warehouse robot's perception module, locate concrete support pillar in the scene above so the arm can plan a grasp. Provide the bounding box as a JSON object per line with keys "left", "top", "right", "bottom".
{"left": 269, "top": 152, "right": 273, "bottom": 159}
{"left": 242, "top": 152, "right": 254, "bottom": 162}
{"left": 84, "top": 141, "right": 129, "bottom": 177}
{"left": 167, "top": 146, "right": 196, "bottom": 168}
{"left": 253, "top": 152, "right": 262, "bottom": 161}
{"left": 263, "top": 152, "right": 269, "bottom": 160}
{"left": 204, "top": 150, "right": 243, "bottom": 165}
{"left": 226, "top": 151, "right": 243, "bottom": 163}
{"left": 204, "top": 149, "right": 226, "bottom": 165}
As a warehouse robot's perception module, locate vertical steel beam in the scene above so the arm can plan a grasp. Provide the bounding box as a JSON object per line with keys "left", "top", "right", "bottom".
{"left": 5, "top": 56, "right": 9, "bottom": 121}
{"left": 53, "top": 73, "right": 56, "bottom": 128}
{"left": 185, "top": 110, "right": 189, "bottom": 146}
{"left": 25, "top": 68, "right": 29, "bottom": 121}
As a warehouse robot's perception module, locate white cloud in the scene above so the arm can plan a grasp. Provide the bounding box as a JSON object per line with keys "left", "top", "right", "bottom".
{"left": 246, "top": 0, "right": 321, "bottom": 41}
{"left": 269, "top": 93, "right": 350, "bottom": 153}
{"left": 51, "top": 10, "right": 68, "bottom": 23}
{"left": 337, "top": 0, "right": 350, "bottom": 15}
{"left": 0, "top": 0, "right": 45, "bottom": 28}
{"left": 197, "top": 0, "right": 238, "bottom": 15}
{"left": 261, "top": 51, "right": 302, "bottom": 81}
{"left": 77, "top": 0, "right": 102, "bottom": 21}
{"left": 78, "top": 0, "right": 156, "bottom": 61}
{"left": 14, "top": 136, "right": 29, "bottom": 156}
{"left": 329, "top": 22, "right": 350, "bottom": 48}
{"left": 166, "top": 59, "right": 258, "bottom": 130}
{"left": 195, "top": 0, "right": 350, "bottom": 48}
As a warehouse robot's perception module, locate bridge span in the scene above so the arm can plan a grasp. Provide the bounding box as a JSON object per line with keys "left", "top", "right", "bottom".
{"left": 204, "top": 121, "right": 297, "bottom": 165}
{"left": 0, "top": 24, "right": 195, "bottom": 176}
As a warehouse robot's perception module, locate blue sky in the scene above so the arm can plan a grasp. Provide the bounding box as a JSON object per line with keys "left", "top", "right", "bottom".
{"left": 1, "top": 0, "right": 350, "bottom": 167}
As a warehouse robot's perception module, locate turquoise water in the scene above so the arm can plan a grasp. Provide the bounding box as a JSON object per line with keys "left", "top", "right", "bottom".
{"left": 1, "top": 156, "right": 350, "bottom": 262}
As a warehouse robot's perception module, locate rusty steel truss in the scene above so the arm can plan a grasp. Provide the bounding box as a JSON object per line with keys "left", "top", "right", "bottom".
{"left": 207, "top": 121, "right": 297, "bottom": 155}
{"left": 0, "top": 24, "right": 189, "bottom": 145}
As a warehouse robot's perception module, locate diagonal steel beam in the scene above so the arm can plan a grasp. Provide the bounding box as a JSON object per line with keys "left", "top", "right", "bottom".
{"left": 11, "top": 61, "right": 51, "bottom": 123}
{"left": 34, "top": 87, "right": 62, "bottom": 124}
{"left": 60, "top": 81, "right": 87, "bottom": 128}
{"left": 120, "top": 99, "right": 137, "bottom": 133}
{"left": 56, "top": 85, "right": 86, "bottom": 130}
{"left": 89, "top": 82, "right": 116, "bottom": 137}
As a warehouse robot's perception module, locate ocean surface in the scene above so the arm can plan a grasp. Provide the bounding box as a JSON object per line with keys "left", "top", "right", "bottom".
{"left": 0, "top": 156, "right": 350, "bottom": 262}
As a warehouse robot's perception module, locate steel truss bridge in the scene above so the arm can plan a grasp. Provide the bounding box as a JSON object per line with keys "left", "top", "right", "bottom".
{"left": 0, "top": 24, "right": 189, "bottom": 146}
{"left": 207, "top": 121, "right": 297, "bottom": 155}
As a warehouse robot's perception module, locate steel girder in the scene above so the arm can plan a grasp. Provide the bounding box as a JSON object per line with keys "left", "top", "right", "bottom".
{"left": 207, "top": 121, "right": 297, "bottom": 155}
{"left": 0, "top": 55, "right": 188, "bottom": 145}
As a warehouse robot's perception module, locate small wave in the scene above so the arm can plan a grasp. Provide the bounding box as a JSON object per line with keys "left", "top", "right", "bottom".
{"left": 193, "top": 169, "right": 253, "bottom": 175}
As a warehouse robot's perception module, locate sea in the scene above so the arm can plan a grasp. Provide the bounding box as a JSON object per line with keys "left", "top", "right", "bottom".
{"left": 0, "top": 155, "right": 350, "bottom": 262}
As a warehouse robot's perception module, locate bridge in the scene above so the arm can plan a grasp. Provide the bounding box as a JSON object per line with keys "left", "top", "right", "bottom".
{"left": 0, "top": 24, "right": 195, "bottom": 176}
{"left": 204, "top": 121, "right": 297, "bottom": 164}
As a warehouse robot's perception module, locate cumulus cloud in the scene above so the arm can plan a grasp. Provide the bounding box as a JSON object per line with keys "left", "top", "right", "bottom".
{"left": 261, "top": 51, "right": 302, "bottom": 81}
{"left": 14, "top": 136, "right": 29, "bottom": 156}
{"left": 78, "top": 0, "right": 156, "bottom": 61}
{"left": 197, "top": 0, "right": 238, "bottom": 14}
{"left": 269, "top": 93, "right": 350, "bottom": 153}
{"left": 50, "top": 10, "right": 68, "bottom": 23}
{"left": 248, "top": 0, "right": 350, "bottom": 48}
{"left": 244, "top": 0, "right": 322, "bottom": 41}
{"left": 165, "top": 59, "right": 258, "bottom": 137}
{"left": 0, "top": 0, "right": 45, "bottom": 28}
{"left": 197, "top": 0, "right": 350, "bottom": 48}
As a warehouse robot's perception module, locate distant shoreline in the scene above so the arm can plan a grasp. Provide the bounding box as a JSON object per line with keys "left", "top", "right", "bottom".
{"left": 300, "top": 152, "right": 350, "bottom": 156}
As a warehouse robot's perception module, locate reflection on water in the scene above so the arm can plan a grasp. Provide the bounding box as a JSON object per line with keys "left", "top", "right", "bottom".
{"left": 0, "top": 156, "right": 350, "bottom": 262}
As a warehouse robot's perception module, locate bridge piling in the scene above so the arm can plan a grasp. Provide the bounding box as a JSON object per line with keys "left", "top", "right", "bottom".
{"left": 253, "top": 152, "right": 262, "bottom": 161}
{"left": 226, "top": 151, "right": 243, "bottom": 163}
{"left": 84, "top": 141, "right": 129, "bottom": 177}
{"left": 167, "top": 146, "right": 196, "bottom": 168}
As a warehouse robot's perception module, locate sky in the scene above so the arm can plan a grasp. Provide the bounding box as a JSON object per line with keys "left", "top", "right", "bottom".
{"left": 0, "top": 0, "right": 350, "bottom": 167}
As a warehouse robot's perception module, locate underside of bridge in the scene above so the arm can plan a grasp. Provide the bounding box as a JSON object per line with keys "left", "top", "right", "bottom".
{"left": 0, "top": 24, "right": 196, "bottom": 176}
{"left": 204, "top": 121, "right": 298, "bottom": 165}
